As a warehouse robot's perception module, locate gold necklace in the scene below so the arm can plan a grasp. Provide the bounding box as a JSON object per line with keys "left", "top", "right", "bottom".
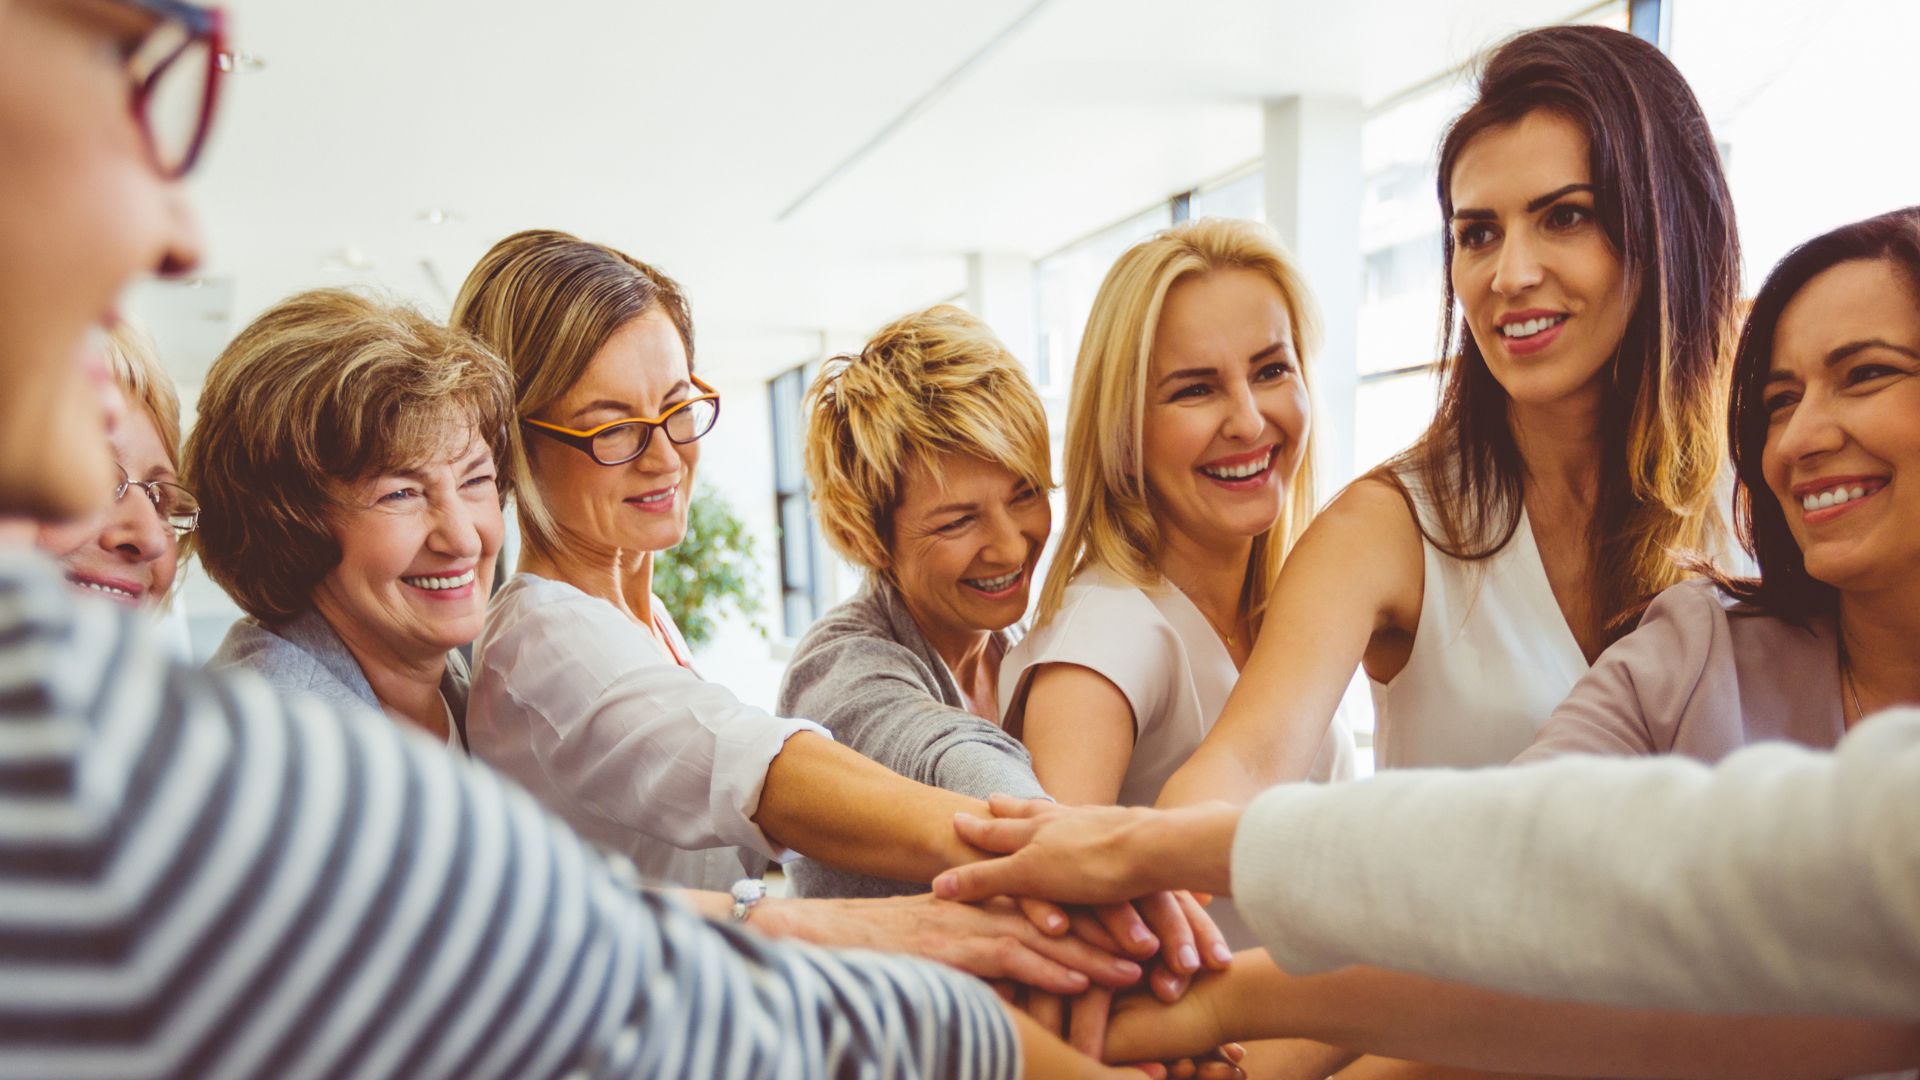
{"left": 1181, "top": 588, "right": 1242, "bottom": 648}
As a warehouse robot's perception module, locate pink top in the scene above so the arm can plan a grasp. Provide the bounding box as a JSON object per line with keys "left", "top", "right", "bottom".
{"left": 1516, "top": 579, "right": 1847, "bottom": 765}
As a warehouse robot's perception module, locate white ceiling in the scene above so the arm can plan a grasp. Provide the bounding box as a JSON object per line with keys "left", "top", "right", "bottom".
{"left": 149, "top": 0, "right": 1600, "bottom": 381}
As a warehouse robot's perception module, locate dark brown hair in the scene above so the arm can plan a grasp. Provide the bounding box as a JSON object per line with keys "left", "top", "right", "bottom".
{"left": 1715, "top": 206, "right": 1920, "bottom": 621}
{"left": 1383, "top": 25, "right": 1741, "bottom": 645}
{"left": 184, "top": 289, "right": 514, "bottom": 622}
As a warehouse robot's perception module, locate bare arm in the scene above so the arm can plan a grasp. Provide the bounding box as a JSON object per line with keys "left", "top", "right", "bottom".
{"left": 1019, "top": 663, "right": 1141, "bottom": 806}
{"left": 1154, "top": 480, "right": 1423, "bottom": 808}
{"left": 1106, "top": 952, "right": 1920, "bottom": 1079}
{"left": 755, "top": 731, "right": 992, "bottom": 882}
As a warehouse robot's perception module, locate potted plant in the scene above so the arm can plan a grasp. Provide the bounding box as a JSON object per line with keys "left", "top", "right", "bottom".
{"left": 653, "top": 486, "right": 766, "bottom": 648}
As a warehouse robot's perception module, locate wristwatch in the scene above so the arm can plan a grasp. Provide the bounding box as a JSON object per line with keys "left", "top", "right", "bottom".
{"left": 729, "top": 877, "right": 767, "bottom": 924}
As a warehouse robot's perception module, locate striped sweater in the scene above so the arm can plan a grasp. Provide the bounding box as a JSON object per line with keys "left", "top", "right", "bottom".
{"left": 0, "top": 553, "right": 1020, "bottom": 1080}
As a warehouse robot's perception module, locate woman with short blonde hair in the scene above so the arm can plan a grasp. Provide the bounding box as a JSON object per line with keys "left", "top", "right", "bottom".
{"left": 806, "top": 304, "right": 1052, "bottom": 574}
{"left": 189, "top": 288, "right": 513, "bottom": 746}
{"left": 1003, "top": 217, "right": 1355, "bottom": 949}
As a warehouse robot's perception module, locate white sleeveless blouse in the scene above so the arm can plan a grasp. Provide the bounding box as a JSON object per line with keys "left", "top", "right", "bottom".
{"left": 1369, "top": 470, "right": 1591, "bottom": 769}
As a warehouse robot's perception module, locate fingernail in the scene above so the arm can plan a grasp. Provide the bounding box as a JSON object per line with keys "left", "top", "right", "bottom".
{"left": 1046, "top": 914, "right": 1066, "bottom": 933}
{"left": 1211, "top": 942, "right": 1234, "bottom": 965}
{"left": 1130, "top": 925, "right": 1155, "bottom": 948}
{"left": 1178, "top": 945, "right": 1200, "bottom": 972}
{"left": 1114, "top": 958, "right": 1142, "bottom": 978}
{"left": 932, "top": 874, "right": 956, "bottom": 898}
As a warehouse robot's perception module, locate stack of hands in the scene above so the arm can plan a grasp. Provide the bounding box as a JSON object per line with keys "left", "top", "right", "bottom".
{"left": 756, "top": 795, "right": 1249, "bottom": 1078}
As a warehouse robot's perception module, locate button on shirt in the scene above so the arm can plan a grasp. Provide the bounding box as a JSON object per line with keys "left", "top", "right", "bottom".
{"left": 467, "top": 573, "right": 829, "bottom": 892}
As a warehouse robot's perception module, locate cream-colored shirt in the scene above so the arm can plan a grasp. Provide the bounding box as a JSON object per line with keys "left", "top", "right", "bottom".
{"left": 1233, "top": 706, "right": 1920, "bottom": 1019}
{"left": 468, "top": 573, "right": 827, "bottom": 891}
{"left": 1002, "top": 564, "right": 1356, "bottom": 947}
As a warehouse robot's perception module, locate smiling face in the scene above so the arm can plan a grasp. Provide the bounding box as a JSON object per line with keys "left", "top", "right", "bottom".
{"left": 0, "top": 0, "right": 200, "bottom": 521}
{"left": 887, "top": 451, "right": 1050, "bottom": 640}
{"left": 310, "top": 427, "right": 504, "bottom": 664}
{"left": 525, "top": 310, "right": 700, "bottom": 559}
{"left": 1448, "top": 109, "right": 1632, "bottom": 415}
{"left": 1141, "top": 268, "right": 1310, "bottom": 553}
{"left": 1760, "top": 258, "right": 1920, "bottom": 598}
{"left": 35, "top": 395, "right": 179, "bottom": 606}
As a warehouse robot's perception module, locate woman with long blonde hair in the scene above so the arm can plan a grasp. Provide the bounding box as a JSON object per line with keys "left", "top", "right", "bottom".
{"left": 1002, "top": 217, "right": 1355, "bottom": 941}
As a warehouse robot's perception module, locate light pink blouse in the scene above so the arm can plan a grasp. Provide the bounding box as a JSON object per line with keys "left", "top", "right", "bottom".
{"left": 1516, "top": 578, "right": 1847, "bottom": 765}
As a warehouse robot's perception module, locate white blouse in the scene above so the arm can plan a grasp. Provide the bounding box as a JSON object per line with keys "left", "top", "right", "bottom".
{"left": 467, "top": 573, "right": 828, "bottom": 892}
{"left": 1369, "top": 471, "right": 1590, "bottom": 769}
{"left": 1000, "top": 564, "right": 1356, "bottom": 946}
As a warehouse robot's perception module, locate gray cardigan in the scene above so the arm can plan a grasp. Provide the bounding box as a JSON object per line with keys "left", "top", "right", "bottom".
{"left": 777, "top": 580, "right": 1047, "bottom": 898}
{"left": 207, "top": 609, "right": 471, "bottom": 751}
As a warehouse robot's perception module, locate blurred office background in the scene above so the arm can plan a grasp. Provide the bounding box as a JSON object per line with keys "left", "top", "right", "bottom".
{"left": 134, "top": 0, "right": 1919, "bottom": 757}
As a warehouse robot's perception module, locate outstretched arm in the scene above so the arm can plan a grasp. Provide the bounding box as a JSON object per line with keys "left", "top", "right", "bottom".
{"left": 1154, "top": 480, "right": 1422, "bottom": 808}
{"left": 0, "top": 568, "right": 1059, "bottom": 1079}
{"left": 1104, "top": 952, "right": 1920, "bottom": 1079}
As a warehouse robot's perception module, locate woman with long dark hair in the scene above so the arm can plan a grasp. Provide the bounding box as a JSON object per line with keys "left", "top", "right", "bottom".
{"left": 1154, "top": 24, "right": 1742, "bottom": 806}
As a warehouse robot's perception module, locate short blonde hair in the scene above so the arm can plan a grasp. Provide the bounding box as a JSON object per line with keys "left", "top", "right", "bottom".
{"left": 450, "top": 229, "right": 696, "bottom": 560}
{"left": 183, "top": 289, "right": 514, "bottom": 623}
{"left": 105, "top": 322, "right": 182, "bottom": 467}
{"left": 1035, "top": 217, "right": 1321, "bottom": 632}
{"left": 804, "top": 305, "right": 1051, "bottom": 574}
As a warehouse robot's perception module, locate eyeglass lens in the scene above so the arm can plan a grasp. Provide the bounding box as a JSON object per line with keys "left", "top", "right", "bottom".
{"left": 590, "top": 399, "right": 719, "bottom": 464}
{"left": 132, "top": 19, "right": 215, "bottom": 175}
{"left": 115, "top": 467, "right": 201, "bottom": 533}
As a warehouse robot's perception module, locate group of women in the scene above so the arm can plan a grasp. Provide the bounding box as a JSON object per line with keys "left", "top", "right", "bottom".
{"left": 32, "top": 14, "right": 1920, "bottom": 1080}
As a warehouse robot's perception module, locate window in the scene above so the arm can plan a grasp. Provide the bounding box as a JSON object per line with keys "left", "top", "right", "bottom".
{"left": 1669, "top": 0, "right": 1918, "bottom": 285}
{"left": 1189, "top": 166, "right": 1265, "bottom": 225}
{"left": 768, "top": 363, "right": 833, "bottom": 639}
{"left": 1033, "top": 202, "right": 1174, "bottom": 404}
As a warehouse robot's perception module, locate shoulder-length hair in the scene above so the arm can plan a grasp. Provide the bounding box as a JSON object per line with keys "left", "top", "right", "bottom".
{"left": 1385, "top": 24, "right": 1741, "bottom": 644}
{"left": 1714, "top": 206, "right": 1920, "bottom": 622}
{"left": 184, "top": 289, "right": 514, "bottom": 623}
{"left": 450, "top": 229, "right": 696, "bottom": 561}
{"left": 1035, "top": 217, "right": 1321, "bottom": 633}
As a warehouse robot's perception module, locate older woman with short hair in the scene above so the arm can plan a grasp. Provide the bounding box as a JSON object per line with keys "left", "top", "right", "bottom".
{"left": 36, "top": 322, "right": 198, "bottom": 608}
{"left": 187, "top": 288, "right": 511, "bottom": 748}
{"left": 780, "top": 305, "right": 1061, "bottom": 896}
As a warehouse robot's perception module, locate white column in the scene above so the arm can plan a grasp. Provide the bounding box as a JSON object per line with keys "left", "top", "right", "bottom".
{"left": 964, "top": 251, "right": 1040, "bottom": 376}
{"left": 1263, "top": 96, "right": 1365, "bottom": 489}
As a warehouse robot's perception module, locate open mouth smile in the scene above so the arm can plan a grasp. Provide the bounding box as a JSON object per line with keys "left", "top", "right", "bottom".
{"left": 961, "top": 567, "right": 1025, "bottom": 599}
{"left": 1197, "top": 446, "right": 1276, "bottom": 487}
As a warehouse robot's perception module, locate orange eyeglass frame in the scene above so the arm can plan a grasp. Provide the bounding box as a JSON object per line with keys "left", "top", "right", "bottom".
{"left": 521, "top": 376, "right": 722, "bottom": 465}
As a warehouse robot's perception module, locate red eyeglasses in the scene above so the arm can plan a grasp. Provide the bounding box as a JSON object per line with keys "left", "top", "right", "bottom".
{"left": 120, "top": 0, "right": 229, "bottom": 179}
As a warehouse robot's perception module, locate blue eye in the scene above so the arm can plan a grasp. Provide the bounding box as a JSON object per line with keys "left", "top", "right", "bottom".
{"left": 379, "top": 487, "right": 421, "bottom": 504}
{"left": 463, "top": 473, "right": 497, "bottom": 490}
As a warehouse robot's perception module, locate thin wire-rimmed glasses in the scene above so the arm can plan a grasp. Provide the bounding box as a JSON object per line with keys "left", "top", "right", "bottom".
{"left": 115, "top": 462, "right": 201, "bottom": 535}
{"left": 119, "top": 0, "right": 230, "bottom": 179}
{"left": 522, "top": 376, "right": 723, "bottom": 466}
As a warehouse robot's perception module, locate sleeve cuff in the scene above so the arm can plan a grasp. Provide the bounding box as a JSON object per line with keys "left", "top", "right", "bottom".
{"left": 715, "top": 717, "right": 832, "bottom": 861}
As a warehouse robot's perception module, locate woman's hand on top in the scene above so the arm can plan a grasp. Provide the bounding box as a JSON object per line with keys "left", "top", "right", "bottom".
{"left": 934, "top": 795, "right": 1241, "bottom": 907}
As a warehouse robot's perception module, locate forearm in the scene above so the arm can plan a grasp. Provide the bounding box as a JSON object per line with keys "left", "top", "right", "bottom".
{"left": 756, "top": 732, "right": 987, "bottom": 882}
{"left": 1173, "top": 956, "right": 1920, "bottom": 1079}
{"left": 1154, "top": 745, "right": 1271, "bottom": 809}
{"left": 1230, "top": 727, "right": 1920, "bottom": 1017}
